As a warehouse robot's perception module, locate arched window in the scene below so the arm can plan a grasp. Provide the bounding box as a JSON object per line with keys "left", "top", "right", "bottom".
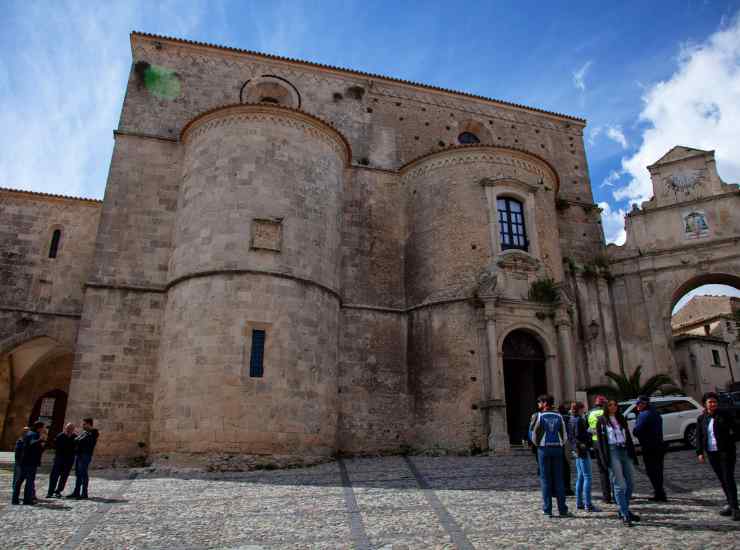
{"left": 259, "top": 96, "right": 279, "bottom": 104}
{"left": 458, "top": 131, "right": 480, "bottom": 145}
{"left": 497, "top": 198, "right": 528, "bottom": 251}
{"left": 48, "top": 229, "right": 61, "bottom": 259}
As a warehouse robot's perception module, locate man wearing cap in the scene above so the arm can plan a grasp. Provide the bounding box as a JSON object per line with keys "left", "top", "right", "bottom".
{"left": 588, "top": 395, "right": 612, "bottom": 504}
{"left": 633, "top": 395, "right": 667, "bottom": 502}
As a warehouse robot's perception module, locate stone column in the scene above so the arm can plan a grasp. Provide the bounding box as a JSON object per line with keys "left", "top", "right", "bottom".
{"left": 556, "top": 312, "right": 577, "bottom": 402}
{"left": 484, "top": 302, "right": 510, "bottom": 454}
{"left": 545, "top": 354, "right": 562, "bottom": 403}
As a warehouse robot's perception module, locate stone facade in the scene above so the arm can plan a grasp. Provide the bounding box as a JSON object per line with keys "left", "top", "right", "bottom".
{"left": 1, "top": 33, "right": 738, "bottom": 466}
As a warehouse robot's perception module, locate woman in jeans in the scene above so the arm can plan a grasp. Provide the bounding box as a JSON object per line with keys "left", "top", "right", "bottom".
{"left": 596, "top": 399, "right": 640, "bottom": 526}
{"left": 568, "top": 401, "right": 600, "bottom": 512}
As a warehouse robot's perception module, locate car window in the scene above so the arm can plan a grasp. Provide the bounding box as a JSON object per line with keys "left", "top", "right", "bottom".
{"left": 619, "top": 403, "right": 632, "bottom": 415}
{"left": 654, "top": 402, "right": 676, "bottom": 415}
{"left": 671, "top": 401, "right": 696, "bottom": 412}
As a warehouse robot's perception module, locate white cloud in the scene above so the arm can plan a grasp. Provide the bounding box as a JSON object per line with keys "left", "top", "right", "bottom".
{"left": 573, "top": 61, "right": 593, "bottom": 91}
{"left": 601, "top": 169, "right": 623, "bottom": 188}
{"left": 615, "top": 14, "right": 740, "bottom": 205}
{"left": 605, "top": 125, "right": 628, "bottom": 148}
{"left": 587, "top": 125, "right": 602, "bottom": 145}
{"left": 0, "top": 2, "right": 208, "bottom": 199}
{"left": 599, "top": 201, "right": 627, "bottom": 245}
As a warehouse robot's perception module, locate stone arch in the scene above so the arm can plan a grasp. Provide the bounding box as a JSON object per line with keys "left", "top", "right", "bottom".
{"left": 0, "top": 335, "right": 74, "bottom": 449}
{"left": 456, "top": 119, "right": 493, "bottom": 145}
{"left": 240, "top": 75, "right": 301, "bottom": 108}
{"left": 669, "top": 272, "right": 740, "bottom": 317}
{"left": 498, "top": 323, "right": 556, "bottom": 360}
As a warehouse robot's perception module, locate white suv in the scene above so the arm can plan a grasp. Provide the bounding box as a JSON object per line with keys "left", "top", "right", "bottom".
{"left": 619, "top": 396, "right": 703, "bottom": 448}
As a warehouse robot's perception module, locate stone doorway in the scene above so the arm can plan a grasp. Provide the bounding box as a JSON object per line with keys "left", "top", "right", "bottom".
{"left": 503, "top": 330, "right": 547, "bottom": 444}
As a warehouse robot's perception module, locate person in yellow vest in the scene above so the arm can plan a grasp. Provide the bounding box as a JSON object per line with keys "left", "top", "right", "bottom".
{"left": 588, "top": 395, "right": 613, "bottom": 504}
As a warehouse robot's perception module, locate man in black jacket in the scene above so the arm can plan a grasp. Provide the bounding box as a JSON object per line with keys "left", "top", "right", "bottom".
{"left": 11, "top": 421, "right": 46, "bottom": 505}
{"left": 47, "top": 423, "right": 77, "bottom": 498}
{"left": 632, "top": 395, "right": 667, "bottom": 502}
{"left": 68, "top": 418, "right": 99, "bottom": 499}
{"left": 696, "top": 392, "right": 739, "bottom": 520}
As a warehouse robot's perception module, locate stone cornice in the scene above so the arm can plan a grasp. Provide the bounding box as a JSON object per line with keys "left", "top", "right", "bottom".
{"left": 179, "top": 103, "right": 352, "bottom": 165}
{"left": 131, "top": 32, "right": 586, "bottom": 125}
{"left": 626, "top": 189, "right": 739, "bottom": 218}
{"left": 0, "top": 187, "right": 102, "bottom": 205}
{"left": 399, "top": 145, "right": 560, "bottom": 194}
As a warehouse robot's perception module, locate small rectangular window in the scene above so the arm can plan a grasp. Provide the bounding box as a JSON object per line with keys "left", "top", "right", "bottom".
{"left": 249, "top": 329, "right": 266, "bottom": 377}
{"left": 711, "top": 349, "right": 721, "bottom": 366}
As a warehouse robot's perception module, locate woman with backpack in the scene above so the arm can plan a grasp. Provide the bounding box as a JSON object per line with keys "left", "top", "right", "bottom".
{"left": 595, "top": 399, "right": 640, "bottom": 526}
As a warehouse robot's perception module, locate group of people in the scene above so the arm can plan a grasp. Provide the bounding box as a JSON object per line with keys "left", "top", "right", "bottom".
{"left": 11, "top": 417, "right": 99, "bottom": 505}
{"left": 529, "top": 391, "right": 738, "bottom": 527}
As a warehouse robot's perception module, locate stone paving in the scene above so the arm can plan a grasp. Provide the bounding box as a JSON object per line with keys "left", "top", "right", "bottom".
{"left": 0, "top": 448, "right": 738, "bottom": 549}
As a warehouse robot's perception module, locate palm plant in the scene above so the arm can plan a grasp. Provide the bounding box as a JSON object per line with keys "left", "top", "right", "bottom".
{"left": 586, "top": 366, "right": 682, "bottom": 401}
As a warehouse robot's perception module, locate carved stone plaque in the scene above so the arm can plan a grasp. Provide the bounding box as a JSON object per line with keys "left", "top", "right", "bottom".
{"left": 251, "top": 218, "right": 283, "bottom": 251}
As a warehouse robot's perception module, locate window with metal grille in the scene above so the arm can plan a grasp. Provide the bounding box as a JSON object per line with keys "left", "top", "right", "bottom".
{"left": 497, "top": 198, "right": 528, "bottom": 251}
{"left": 49, "top": 229, "right": 61, "bottom": 258}
{"left": 39, "top": 397, "right": 55, "bottom": 417}
{"left": 249, "top": 330, "right": 266, "bottom": 377}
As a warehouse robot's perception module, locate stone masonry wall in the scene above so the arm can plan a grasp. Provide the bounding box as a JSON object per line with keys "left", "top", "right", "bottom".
{"left": 0, "top": 190, "right": 101, "bottom": 314}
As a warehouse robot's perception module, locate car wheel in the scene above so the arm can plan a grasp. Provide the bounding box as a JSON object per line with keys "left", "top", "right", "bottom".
{"left": 684, "top": 424, "right": 697, "bottom": 449}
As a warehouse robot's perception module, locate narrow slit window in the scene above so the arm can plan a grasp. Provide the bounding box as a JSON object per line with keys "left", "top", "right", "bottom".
{"left": 48, "top": 229, "right": 61, "bottom": 258}
{"left": 496, "top": 198, "right": 528, "bottom": 251}
{"left": 249, "top": 329, "right": 266, "bottom": 377}
{"left": 711, "top": 349, "right": 721, "bottom": 366}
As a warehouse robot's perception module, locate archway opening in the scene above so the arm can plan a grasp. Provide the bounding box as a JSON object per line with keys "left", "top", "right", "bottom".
{"left": 670, "top": 277, "right": 740, "bottom": 398}
{"left": 503, "top": 329, "right": 547, "bottom": 444}
{"left": 0, "top": 337, "right": 73, "bottom": 449}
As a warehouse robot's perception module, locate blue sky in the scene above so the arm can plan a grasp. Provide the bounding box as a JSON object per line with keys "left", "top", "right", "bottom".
{"left": 2, "top": 0, "right": 739, "bottom": 306}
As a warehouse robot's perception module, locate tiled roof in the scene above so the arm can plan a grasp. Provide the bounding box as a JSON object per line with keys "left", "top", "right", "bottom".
{"left": 0, "top": 186, "right": 102, "bottom": 204}
{"left": 131, "top": 31, "right": 586, "bottom": 124}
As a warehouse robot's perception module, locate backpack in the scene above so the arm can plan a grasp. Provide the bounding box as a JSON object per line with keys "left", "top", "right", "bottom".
{"left": 537, "top": 412, "right": 564, "bottom": 447}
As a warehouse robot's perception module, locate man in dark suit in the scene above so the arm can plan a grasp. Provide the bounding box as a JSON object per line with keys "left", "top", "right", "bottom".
{"left": 696, "top": 392, "right": 738, "bottom": 520}
{"left": 68, "top": 418, "right": 99, "bottom": 499}
{"left": 633, "top": 395, "right": 667, "bottom": 502}
{"left": 47, "top": 423, "right": 77, "bottom": 498}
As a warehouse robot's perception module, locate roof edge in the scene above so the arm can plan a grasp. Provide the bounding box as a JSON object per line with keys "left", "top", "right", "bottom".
{"left": 131, "top": 31, "right": 586, "bottom": 125}
{"left": 0, "top": 186, "right": 102, "bottom": 204}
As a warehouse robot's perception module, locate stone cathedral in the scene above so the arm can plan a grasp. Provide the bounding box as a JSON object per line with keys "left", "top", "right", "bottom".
{"left": 1, "top": 33, "right": 739, "bottom": 467}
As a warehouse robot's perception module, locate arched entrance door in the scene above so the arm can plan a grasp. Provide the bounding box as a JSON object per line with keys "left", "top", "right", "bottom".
{"left": 503, "top": 330, "right": 547, "bottom": 444}
{"left": 30, "top": 389, "right": 68, "bottom": 440}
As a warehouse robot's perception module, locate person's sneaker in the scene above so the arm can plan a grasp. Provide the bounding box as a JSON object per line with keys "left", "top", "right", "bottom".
{"left": 719, "top": 506, "right": 733, "bottom": 517}
{"left": 586, "top": 505, "right": 602, "bottom": 513}
{"left": 22, "top": 501, "right": 34, "bottom": 505}
{"left": 650, "top": 495, "right": 668, "bottom": 502}
{"left": 53, "top": 492, "right": 62, "bottom": 498}
{"left": 11, "top": 500, "right": 20, "bottom": 505}
{"left": 628, "top": 512, "right": 641, "bottom": 522}
{"left": 576, "top": 504, "right": 585, "bottom": 510}
{"left": 559, "top": 511, "right": 575, "bottom": 518}
{"left": 65, "top": 494, "right": 80, "bottom": 499}
{"left": 622, "top": 517, "right": 633, "bottom": 527}
{"left": 46, "top": 493, "right": 54, "bottom": 499}
{"left": 732, "top": 510, "right": 740, "bottom": 521}
{"left": 79, "top": 495, "right": 88, "bottom": 500}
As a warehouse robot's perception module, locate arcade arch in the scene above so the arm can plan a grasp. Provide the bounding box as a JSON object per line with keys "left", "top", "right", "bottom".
{"left": 0, "top": 336, "right": 73, "bottom": 449}
{"left": 669, "top": 276, "right": 740, "bottom": 397}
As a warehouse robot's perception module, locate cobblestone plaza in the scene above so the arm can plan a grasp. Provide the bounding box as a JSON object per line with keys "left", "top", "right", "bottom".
{"left": 1, "top": 449, "right": 738, "bottom": 549}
